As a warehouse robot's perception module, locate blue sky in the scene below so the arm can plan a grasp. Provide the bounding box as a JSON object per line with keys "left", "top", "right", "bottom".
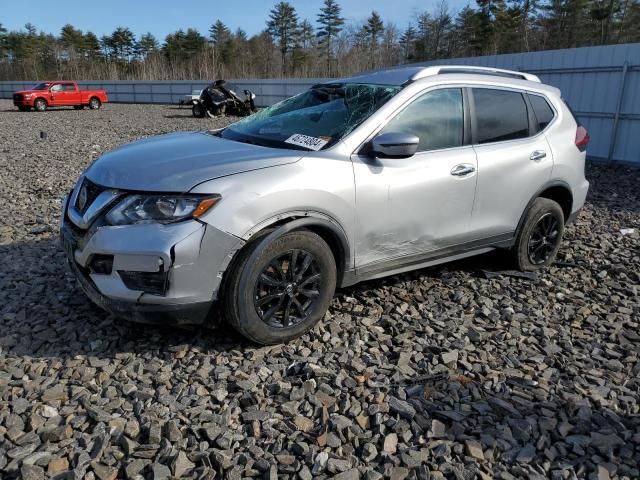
{"left": 2, "top": 0, "right": 468, "bottom": 40}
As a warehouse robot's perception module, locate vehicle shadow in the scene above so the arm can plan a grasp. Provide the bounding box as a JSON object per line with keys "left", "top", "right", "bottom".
{"left": 0, "top": 235, "right": 246, "bottom": 361}
{"left": 0, "top": 232, "right": 528, "bottom": 360}
{"left": 1, "top": 108, "right": 86, "bottom": 113}
{"left": 163, "top": 114, "right": 199, "bottom": 119}
{"left": 0, "top": 232, "right": 542, "bottom": 363}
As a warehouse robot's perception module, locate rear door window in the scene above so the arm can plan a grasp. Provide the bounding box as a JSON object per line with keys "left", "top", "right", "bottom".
{"left": 473, "top": 88, "right": 529, "bottom": 144}
{"left": 529, "top": 94, "right": 555, "bottom": 131}
{"left": 62, "top": 83, "right": 76, "bottom": 91}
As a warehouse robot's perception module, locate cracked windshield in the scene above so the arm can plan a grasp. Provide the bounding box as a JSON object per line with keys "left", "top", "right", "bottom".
{"left": 221, "top": 83, "right": 401, "bottom": 150}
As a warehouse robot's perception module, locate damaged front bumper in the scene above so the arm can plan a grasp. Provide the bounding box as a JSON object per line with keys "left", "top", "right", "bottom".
{"left": 60, "top": 200, "right": 243, "bottom": 325}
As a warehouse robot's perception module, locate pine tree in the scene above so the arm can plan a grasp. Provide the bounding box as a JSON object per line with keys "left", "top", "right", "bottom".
{"left": 209, "top": 20, "right": 233, "bottom": 64}
{"left": 267, "top": 1, "right": 300, "bottom": 75}
{"left": 364, "top": 11, "right": 385, "bottom": 67}
{"left": 108, "top": 27, "right": 135, "bottom": 61}
{"left": 83, "top": 32, "right": 102, "bottom": 59}
{"left": 452, "top": 6, "right": 483, "bottom": 56}
{"left": 60, "top": 24, "right": 85, "bottom": 50}
{"left": 24, "top": 23, "right": 37, "bottom": 36}
{"left": 365, "top": 11, "right": 385, "bottom": 46}
{"left": 135, "top": 33, "right": 158, "bottom": 59}
{"left": 399, "top": 25, "right": 417, "bottom": 60}
{"left": 316, "top": 0, "right": 345, "bottom": 75}
{"left": 182, "top": 28, "right": 206, "bottom": 58}
{"left": 209, "top": 20, "right": 231, "bottom": 46}
{"left": 292, "top": 19, "right": 314, "bottom": 74}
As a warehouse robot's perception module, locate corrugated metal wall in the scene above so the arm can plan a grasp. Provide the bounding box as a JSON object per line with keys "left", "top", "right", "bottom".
{"left": 1, "top": 43, "right": 639, "bottom": 165}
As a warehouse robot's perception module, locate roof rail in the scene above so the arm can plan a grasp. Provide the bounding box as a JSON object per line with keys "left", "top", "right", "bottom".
{"left": 410, "top": 65, "right": 541, "bottom": 83}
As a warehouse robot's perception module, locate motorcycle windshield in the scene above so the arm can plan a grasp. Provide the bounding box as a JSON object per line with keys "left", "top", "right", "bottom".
{"left": 220, "top": 83, "right": 401, "bottom": 151}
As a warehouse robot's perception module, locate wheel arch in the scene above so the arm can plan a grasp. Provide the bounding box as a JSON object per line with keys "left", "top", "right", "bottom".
{"left": 239, "top": 214, "right": 352, "bottom": 287}
{"left": 516, "top": 180, "right": 573, "bottom": 235}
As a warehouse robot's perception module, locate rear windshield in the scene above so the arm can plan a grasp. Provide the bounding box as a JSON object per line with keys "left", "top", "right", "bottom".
{"left": 221, "top": 83, "right": 401, "bottom": 150}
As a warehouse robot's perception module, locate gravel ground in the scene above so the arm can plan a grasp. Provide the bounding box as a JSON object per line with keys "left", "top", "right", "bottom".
{"left": 0, "top": 99, "right": 639, "bottom": 480}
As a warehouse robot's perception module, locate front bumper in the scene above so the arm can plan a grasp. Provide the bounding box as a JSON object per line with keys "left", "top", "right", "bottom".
{"left": 65, "top": 251, "right": 213, "bottom": 325}
{"left": 60, "top": 196, "right": 243, "bottom": 325}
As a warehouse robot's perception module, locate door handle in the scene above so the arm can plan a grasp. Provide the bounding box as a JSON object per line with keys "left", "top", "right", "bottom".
{"left": 450, "top": 164, "right": 476, "bottom": 176}
{"left": 530, "top": 150, "right": 547, "bottom": 161}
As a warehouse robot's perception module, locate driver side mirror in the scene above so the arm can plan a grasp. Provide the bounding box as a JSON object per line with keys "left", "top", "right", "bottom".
{"left": 370, "top": 132, "right": 419, "bottom": 159}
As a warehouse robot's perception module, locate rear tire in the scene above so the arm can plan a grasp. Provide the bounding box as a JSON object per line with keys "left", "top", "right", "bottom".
{"left": 223, "top": 230, "right": 337, "bottom": 345}
{"left": 89, "top": 97, "right": 101, "bottom": 110}
{"left": 513, "top": 198, "right": 565, "bottom": 271}
{"left": 34, "top": 99, "right": 47, "bottom": 112}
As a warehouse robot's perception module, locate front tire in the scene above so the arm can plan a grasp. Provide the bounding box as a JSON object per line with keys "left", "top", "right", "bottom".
{"left": 34, "top": 99, "right": 47, "bottom": 112}
{"left": 513, "top": 198, "right": 565, "bottom": 271}
{"left": 223, "top": 230, "right": 337, "bottom": 345}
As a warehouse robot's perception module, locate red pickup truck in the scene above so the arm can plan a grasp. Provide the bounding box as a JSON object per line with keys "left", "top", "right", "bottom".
{"left": 13, "top": 81, "right": 108, "bottom": 112}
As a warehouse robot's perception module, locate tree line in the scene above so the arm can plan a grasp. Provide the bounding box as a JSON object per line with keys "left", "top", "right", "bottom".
{"left": 1, "top": 0, "right": 639, "bottom": 81}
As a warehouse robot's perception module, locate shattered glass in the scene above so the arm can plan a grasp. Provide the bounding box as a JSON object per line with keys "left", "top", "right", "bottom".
{"left": 221, "top": 83, "right": 401, "bottom": 150}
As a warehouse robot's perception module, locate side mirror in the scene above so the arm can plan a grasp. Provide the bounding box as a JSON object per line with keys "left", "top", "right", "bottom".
{"left": 370, "top": 132, "right": 419, "bottom": 159}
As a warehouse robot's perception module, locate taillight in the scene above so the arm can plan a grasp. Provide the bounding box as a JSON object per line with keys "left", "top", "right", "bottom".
{"left": 575, "top": 126, "right": 589, "bottom": 152}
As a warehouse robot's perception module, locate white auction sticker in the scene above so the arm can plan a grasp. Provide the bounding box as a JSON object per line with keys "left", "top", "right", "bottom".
{"left": 284, "top": 133, "right": 328, "bottom": 151}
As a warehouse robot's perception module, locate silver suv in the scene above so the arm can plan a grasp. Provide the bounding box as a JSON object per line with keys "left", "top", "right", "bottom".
{"left": 60, "top": 66, "right": 590, "bottom": 344}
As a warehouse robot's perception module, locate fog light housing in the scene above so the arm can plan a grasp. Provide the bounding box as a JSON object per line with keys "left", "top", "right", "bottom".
{"left": 118, "top": 270, "right": 169, "bottom": 296}
{"left": 89, "top": 254, "right": 114, "bottom": 275}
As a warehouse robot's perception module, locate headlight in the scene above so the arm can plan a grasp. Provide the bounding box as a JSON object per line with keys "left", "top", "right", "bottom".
{"left": 24, "top": 94, "right": 32, "bottom": 100}
{"left": 105, "top": 195, "right": 220, "bottom": 225}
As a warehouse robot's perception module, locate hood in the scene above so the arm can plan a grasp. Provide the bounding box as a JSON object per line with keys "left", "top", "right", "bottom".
{"left": 15, "top": 90, "right": 39, "bottom": 95}
{"left": 85, "top": 131, "right": 302, "bottom": 192}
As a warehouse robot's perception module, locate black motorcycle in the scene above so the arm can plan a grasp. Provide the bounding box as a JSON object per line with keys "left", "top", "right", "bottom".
{"left": 192, "top": 80, "right": 257, "bottom": 118}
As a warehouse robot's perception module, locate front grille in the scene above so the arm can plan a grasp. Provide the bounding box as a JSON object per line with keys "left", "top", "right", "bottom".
{"left": 75, "top": 178, "right": 105, "bottom": 215}
{"left": 13, "top": 94, "right": 23, "bottom": 102}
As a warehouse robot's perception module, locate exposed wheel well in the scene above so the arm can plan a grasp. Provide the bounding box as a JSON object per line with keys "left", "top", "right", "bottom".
{"left": 538, "top": 185, "right": 572, "bottom": 221}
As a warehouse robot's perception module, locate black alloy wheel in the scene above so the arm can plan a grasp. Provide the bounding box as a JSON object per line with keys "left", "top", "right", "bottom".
{"left": 254, "top": 249, "right": 322, "bottom": 328}
{"left": 513, "top": 197, "right": 565, "bottom": 271}
{"left": 527, "top": 213, "right": 561, "bottom": 265}
{"left": 223, "top": 230, "right": 337, "bottom": 345}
